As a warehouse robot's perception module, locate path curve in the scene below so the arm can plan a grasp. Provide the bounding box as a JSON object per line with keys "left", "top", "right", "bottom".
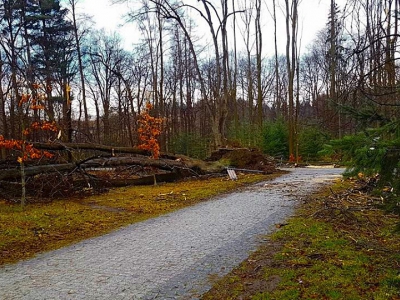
{"left": 0, "top": 167, "right": 343, "bottom": 300}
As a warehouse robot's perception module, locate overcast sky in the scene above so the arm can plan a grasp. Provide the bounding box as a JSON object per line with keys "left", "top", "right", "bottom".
{"left": 73, "top": 0, "right": 347, "bottom": 55}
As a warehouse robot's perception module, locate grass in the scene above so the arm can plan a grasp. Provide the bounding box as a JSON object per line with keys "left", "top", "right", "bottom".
{"left": 202, "top": 179, "right": 400, "bottom": 300}
{"left": 0, "top": 173, "right": 280, "bottom": 266}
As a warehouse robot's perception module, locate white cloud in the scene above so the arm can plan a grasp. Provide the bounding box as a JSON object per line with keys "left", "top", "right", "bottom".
{"left": 73, "top": 0, "right": 347, "bottom": 54}
{"left": 75, "top": 0, "right": 137, "bottom": 48}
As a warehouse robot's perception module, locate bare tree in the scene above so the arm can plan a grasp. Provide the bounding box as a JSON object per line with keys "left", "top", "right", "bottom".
{"left": 0, "top": 0, "right": 22, "bottom": 138}
{"left": 285, "top": 0, "right": 300, "bottom": 159}
{"left": 0, "top": 52, "right": 8, "bottom": 155}
{"left": 87, "top": 31, "right": 122, "bottom": 144}
{"left": 238, "top": 0, "right": 255, "bottom": 125}
{"left": 68, "top": 0, "right": 90, "bottom": 138}
{"left": 272, "top": 0, "right": 282, "bottom": 117}
{"left": 130, "top": 0, "right": 243, "bottom": 148}
{"left": 255, "top": 0, "right": 263, "bottom": 127}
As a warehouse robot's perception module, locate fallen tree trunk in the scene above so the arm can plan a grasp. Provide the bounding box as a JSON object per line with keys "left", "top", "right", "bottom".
{"left": 32, "top": 142, "right": 149, "bottom": 155}
{"left": 81, "top": 156, "right": 187, "bottom": 171}
{"left": 0, "top": 155, "right": 222, "bottom": 181}
{"left": 0, "top": 163, "right": 74, "bottom": 181}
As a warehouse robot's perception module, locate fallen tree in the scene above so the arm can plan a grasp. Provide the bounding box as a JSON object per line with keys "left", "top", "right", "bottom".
{"left": 0, "top": 145, "right": 276, "bottom": 201}
{"left": 0, "top": 154, "right": 225, "bottom": 181}
{"left": 0, "top": 163, "right": 73, "bottom": 181}
{"left": 32, "top": 142, "right": 149, "bottom": 155}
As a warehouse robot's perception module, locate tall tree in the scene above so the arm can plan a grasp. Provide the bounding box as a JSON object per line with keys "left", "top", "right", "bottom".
{"left": 285, "top": 0, "right": 300, "bottom": 159}
{"left": 255, "top": 0, "right": 263, "bottom": 127}
{"left": 239, "top": 0, "right": 255, "bottom": 125}
{"left": 0, "top": 0, "right": 24, "bottom": 138}
{"left": 328, "top": 0, "right": 342, "bottom": 137}
{"left": 28, "top": 0, "right": 74, "bottom": 121}
{"left": 68, "top": 0, "right": 90, "bottom": 138}
{"left": 272, "top": 0, "right": 282, "bottom": 117}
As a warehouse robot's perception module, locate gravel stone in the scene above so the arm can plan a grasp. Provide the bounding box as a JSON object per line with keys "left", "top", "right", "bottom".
{"left": 0, "top": 167, "right": 343, "bottom": 300}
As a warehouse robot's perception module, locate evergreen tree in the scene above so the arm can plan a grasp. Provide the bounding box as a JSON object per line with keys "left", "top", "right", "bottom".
{"left": 27, "top": 0, "right": 75, "bottom": 120}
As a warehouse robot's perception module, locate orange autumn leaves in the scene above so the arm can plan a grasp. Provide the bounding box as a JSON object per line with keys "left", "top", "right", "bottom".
{"left": 0, "top": 91, "right": 57, "bottom": 163}
{"left": 23, "top": 121, "right": 58, "bottom": 136}
{"left": 137, "top": 102, "right": 163, "bottom": 159}
{"left": 0, "top": 136, "right": 54, "bottom": 163}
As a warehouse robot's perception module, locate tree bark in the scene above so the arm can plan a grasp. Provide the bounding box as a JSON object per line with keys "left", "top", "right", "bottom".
{"left": 70, "top": 0, "right": 90, "bottom": 137}
{"left": 285, "top": 0, "right": 298, "bottom": 159}
{"left": 255, "top": 0, "right": 263, "bottom": 127}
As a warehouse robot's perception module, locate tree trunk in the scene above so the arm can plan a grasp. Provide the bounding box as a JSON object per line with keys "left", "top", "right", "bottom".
{"left": 70, "top": 0, "right": 90, "bottom": 138}
{"left": 0, "top": 57, "right": 7, "bottom": 147}
{"left": 285, "top": 0, "right": 296, "bottom": 158}
{"left": 231, "top": 0, "right": 239, "bottom": 138}
{"left": 329, "top": 0, "right": 339, "bottom": 137}
{"left": 255, "top": 0, "right": 263, "bottom": 127}
{"left": 273, "top": 0, "right": 281, "bottom": 116}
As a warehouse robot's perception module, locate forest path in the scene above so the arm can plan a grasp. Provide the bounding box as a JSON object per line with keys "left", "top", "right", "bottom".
{"left": 0, "top": 167, "right": 343, "bottom": 300}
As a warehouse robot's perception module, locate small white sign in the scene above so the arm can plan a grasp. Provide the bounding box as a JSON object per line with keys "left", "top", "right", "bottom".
{"left": 227, "top": 169, "right": 238, "bottom": 180}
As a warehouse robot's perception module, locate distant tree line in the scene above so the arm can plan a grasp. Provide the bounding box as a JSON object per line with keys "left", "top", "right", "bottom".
{"left": 0, "top": 0, "right": 399, "bottom": 161}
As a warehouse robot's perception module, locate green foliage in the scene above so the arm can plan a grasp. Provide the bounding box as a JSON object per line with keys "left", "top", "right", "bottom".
{"left": 319, "top": 133, "right": 370, "bottom": 165}
{"left": 227, "top": 122, "right": 264, "bottom": 149}
{"left": 262, "top": 118, "right": 289, "bottom": 158}
{"left": 298, "top": 126, "right": 331, "bottom": 161}
{"left": 169, "top": 133, "right": 210, "bottom": 159}
{"left": 320, "top": 121, "right": 400, "bottom": 216}
{"left": 319, "top": 132, "right": 390, "bottom": 177}
{"left": 320, "top": 122, "right": 400, "bottom": 177}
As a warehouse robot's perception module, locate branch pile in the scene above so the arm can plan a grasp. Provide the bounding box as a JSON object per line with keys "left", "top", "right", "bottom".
{"left": 311, "top": 176, "right": 386, "bottom": 226}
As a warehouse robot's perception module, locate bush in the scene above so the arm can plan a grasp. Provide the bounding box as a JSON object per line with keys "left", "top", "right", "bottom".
{"left": 262, "top": 119, "right": 288, "bottom": 158}
{"left": 298, "top": 126, "right": 331, "bottom": 161}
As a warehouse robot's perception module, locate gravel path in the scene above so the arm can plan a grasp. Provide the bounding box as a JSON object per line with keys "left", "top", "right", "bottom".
{"left": 0, "top": 167, "right": 343, "bottom": 300}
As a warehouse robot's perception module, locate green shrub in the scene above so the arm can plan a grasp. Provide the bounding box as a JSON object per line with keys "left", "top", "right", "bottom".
{"left": 319, "top": 133, "right": 372, "bottom": 167}
{"left": 298, "top": 126, "right": 331, "bottom": 161}
{"left": 262, "top": 118, "right": 289, "bottom": 158}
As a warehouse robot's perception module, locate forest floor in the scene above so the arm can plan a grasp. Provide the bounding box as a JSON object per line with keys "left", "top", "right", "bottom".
{"left": 202, "top": 176, "right": 400, "bottom": 300}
